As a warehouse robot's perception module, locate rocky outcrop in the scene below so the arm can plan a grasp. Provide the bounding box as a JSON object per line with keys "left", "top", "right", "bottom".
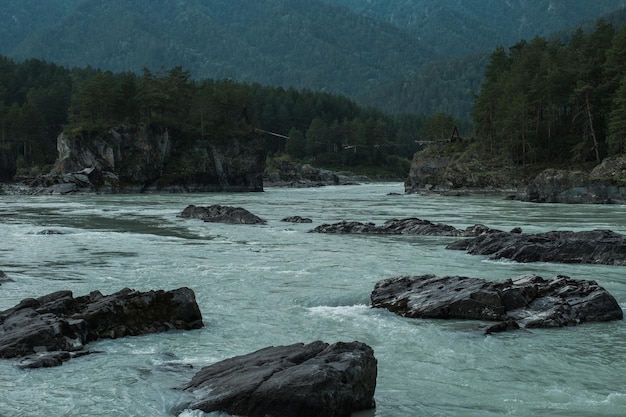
{"left": 405, "top": 149, "right": 626, "bottom": 203}
{"left": 183, "top": 341, "right": 377, "bottom": 417}
{"left": 29, "top": 125, "right": 265, "bottom": 194}
{"left": 265, "top": 160, "right": 369, "bottom": 187}
{"left": 180, "top": 204, "right": 266, "bottom": 224}
{"left": 311, "top": 218, "right": 498, "bottom": 237}
{"left": 447, "top": 229, "right": 626, "bottom": 265}
{"left": 371, "top": 274, "right": 623, "bottom": 333}
{"left": 514, "top": 166, "right": 626, "bottom": 204}
{"left": 404, "top": 149, "right": 522, "bottom": 194}
{"left": 0, "top": 287, "right": 203, "bottom": 368}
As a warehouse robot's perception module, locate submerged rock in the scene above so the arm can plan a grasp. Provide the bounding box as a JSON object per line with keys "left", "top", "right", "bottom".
{"left": 0, "top": 270, "right": 13, "bottom": 285}
{"left": 311, "top": 218, "right": 498, "bottom": 237}
{"left": 0, "top": 287, "right": 203, "bottom": 368}
{"left": 447, "top": 229, "right": 626, "bottom": 265}
{"left": 180, "top": 204, "right": 266, "bottom": 224}
{"left": 183, "top": 341, "right": 377, "bottom": 417}
{"left": 371, "top": 274, "right": 623, "bottom": 333}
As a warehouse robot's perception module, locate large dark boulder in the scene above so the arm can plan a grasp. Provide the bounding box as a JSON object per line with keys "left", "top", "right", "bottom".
{"left": 180, "top": 204, "right": 266, "bottom": 224}
{"left": 371, "top": 274, "right": 623, "bottom": 333}
{"left": 311, "top": 218, "right": 497, "bottom": 237}
{"left": 183, "top": 341, "right": 377, "bottom": 417}
{"left": 447, "top": 229, "right": 626, "bottom": 265}
{"left": 0, "top": 287, "right": 203, "bottom": 368}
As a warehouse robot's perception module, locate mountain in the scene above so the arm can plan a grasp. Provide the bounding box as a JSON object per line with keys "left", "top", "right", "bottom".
{"left": 1, "top": 0, "right": 625, "bottom": 118}
{"left": 0, "top": 0, "right": 434, "bottom": 97}
{"left": 320, "top": 0, "right": 626, "bottom": 57}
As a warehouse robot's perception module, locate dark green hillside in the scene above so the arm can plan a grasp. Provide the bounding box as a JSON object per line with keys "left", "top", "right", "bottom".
{"left": 0, "top": 0, "right": 434, "bottom": 98}
{"left": 1, "top": 0, "right": 624, "bottom": 125}
{"left": 321, "top": 0, "right": 625, "bottom": 57}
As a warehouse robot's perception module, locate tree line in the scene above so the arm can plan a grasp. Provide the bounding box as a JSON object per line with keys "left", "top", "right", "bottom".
{"left": 472, "top": 20, "right": 626, "bottom": 166}
{"left": 1, "top": 56, "right": 448, "bottom": 177}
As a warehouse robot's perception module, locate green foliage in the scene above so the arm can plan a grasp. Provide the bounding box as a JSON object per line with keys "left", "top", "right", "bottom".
{"left": 472, "top": 20, "right": 626, "bottom": 167}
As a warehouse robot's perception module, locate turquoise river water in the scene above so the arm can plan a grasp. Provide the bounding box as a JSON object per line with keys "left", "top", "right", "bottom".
{"left": 0, "top": 183, "right": 625, "bottom": 416}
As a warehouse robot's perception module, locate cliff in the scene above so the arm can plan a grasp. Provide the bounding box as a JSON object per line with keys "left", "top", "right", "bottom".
{"left": 33, "top": 125, "right": 265, "bottom": 193}
{"left": 515, "top": 158, "right": 626, "bottom": 204}
{"left": 405, "top": 146, "right": 626, "bottom": 204}
{"left": 404, "top": 147, "right": 524, "bottom": 195}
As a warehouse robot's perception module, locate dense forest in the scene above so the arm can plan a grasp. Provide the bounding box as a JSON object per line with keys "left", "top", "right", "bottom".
{"left": 0, "top": 57, "right": 437, "bottom": 177}
{"left": 471, "top": 20, "right": 626, "bottom": 167}
{"left": 1, "top": 0, "right": 623, "bottom": 119}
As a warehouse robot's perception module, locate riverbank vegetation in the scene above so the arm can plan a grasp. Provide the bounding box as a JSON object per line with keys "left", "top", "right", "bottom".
{"left": 471, "top": 20, "right": 626, "bottom": 168}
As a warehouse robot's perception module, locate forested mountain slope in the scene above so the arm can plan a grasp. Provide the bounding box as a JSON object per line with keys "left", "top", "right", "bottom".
{"left": 0, "top": 0, "right": 624, "bottom": 119}
{"left": 321, "top": 0, "right": 625, "bottom": 57}
{"left": 0, "top": 0, "right": 433, "bottom": 98}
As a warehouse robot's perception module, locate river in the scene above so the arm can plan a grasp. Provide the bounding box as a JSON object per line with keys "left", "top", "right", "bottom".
{"left": 0, "top": 183, "right": 625, "bottom": 416}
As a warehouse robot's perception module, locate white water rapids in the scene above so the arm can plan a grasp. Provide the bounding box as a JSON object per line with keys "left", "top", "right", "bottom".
{"left": 0, "top": 183, "right": 624, "bottom": 416}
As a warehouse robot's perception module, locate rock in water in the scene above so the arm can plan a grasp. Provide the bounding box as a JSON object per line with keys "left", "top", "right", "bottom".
{"left": 447, "top": 229, "right": 626, "bottom": 265}
{"left": 310, "top": 218, "right": 498, "bottom": 236}
{"left": 0, "top": 287, "right": 203, "bottom": 368}
{"left": 183, "top": 341, "right": 377, "bottom": 417}
{"left": 371, "top": 274, "right": 622, "bottom": 333}
{"left": 180, "top": 204, "right": 266, "bottom": 224}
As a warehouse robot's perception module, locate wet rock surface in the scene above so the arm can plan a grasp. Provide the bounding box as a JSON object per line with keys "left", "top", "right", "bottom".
{"left": 447, "top": 229, "right": 626, "bottom": 265}
{"left": 180, "top": 204, "right": 266, "bottom": 224}
{"left": 0, "top": 287, "right": 203, "bottom": 368}
{"left": 371, "top": 274, "right": 623, "bottom": 333}
{"left": 311, "top": 218, "right": 497, "bottom": 237}
{"left": 281, "top": 216, "right": 313, "bottom": 223}
{"left": 184, "top": 340, "right": 377, "bottom": 417}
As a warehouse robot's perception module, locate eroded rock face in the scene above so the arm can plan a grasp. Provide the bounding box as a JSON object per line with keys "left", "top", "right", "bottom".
{"left": 184, "top": 341, "right": 377, "bottom": 417}
{"left": 447, "top": 229, "right": 626, "bottom": 265}
{"left": 180, "top": 204, "right": 266, "bottom": 224}
{"left": 32, "top": 125, "right": 265, "bottom": 193}
{"left": 371, "top": 274, "right": 623, "bottom": 333}
{"left": 0, "top": 287, "right": 203, "bottom": 368}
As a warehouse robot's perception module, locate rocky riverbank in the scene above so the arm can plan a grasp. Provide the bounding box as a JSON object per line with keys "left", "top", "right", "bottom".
{"left": 264, "top": 160, "right": 372, "bottom": 187}
{"left": 1, "top": 125, "right": 266, "bottom": 194}
{"left": 404, "top": 147, "right": 626, "bottom": 204}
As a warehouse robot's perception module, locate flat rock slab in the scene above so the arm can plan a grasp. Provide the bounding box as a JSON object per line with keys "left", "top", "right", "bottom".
{"left": 371, "top": 274, "right": 623, "bottom": 333}
{"left": 184, "top": 341, "right": 377, "bottom": 417}
{"left": 447, "top": 229, "right": 626, "bottom": 265}
{"left": 311, "top": 218, "right": 496, "bottom": 236}
{"left": 180, "top": 204, "right": 266, "bottom": 224}
{"left": 0, "top": 287, "right": 203, "bottom": 368}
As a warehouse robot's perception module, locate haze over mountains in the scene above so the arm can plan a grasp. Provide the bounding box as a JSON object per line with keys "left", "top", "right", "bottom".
{"left": 1, "top": 0, "right": 625, "bottom": 118}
